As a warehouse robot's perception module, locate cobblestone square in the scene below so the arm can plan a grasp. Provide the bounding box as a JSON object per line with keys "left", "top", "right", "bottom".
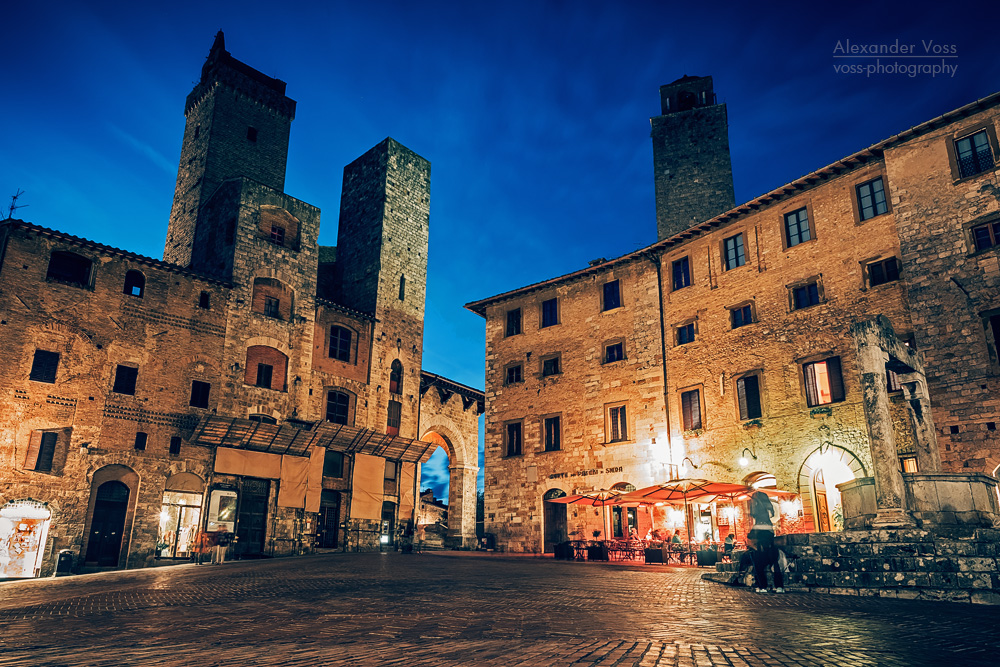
{"left": 1, "top": 553, "right": 997, "bottom": 666}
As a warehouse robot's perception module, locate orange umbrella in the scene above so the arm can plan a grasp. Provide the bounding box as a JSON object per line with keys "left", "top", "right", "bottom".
{"left": 545, "top": 489, "right": 626, "bottom": 540}
{"left": 622, "top": 479, "right": 752, "bottom": 544}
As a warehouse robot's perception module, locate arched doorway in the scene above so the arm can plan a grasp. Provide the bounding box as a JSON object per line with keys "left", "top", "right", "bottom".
{"left": 317, "top": 490, "right": 341, "bottom": 548}
{"left": 542, "top": 488, "right": 567, "bottom": 553}
{"left": 157, "top": 473, "right": 204, "bottom": 559}
{"left": 797, "top": 446, "right": 866, "bottom": 532}
{"left": 85, "top": 481, "right": 130, "bottom": 566}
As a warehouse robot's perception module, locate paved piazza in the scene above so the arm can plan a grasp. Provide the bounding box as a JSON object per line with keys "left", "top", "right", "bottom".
{"left": 1, "top": 553, "right": 997, "bottom": 666}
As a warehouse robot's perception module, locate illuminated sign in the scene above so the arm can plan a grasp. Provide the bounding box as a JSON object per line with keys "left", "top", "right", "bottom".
{"left": 0, "top": 500, "right": 51, "bottom": 578}
{"left": 547, "top": 466, "right": 623, "bottom": 480}
{"left": 206, "top": 489, "right": 237, "bottom": 532}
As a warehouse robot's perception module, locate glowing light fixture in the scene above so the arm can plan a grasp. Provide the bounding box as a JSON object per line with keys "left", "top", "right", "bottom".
{"left": 739, "top": 446, "right": 758, "bottom": 468}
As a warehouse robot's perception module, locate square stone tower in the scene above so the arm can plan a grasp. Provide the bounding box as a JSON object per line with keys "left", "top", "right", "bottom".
{"left": 650, "top": 75, "right": 736, "bottom": 241}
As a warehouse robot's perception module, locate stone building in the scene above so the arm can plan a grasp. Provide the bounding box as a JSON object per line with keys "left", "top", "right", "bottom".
{"left": 0, "top": 32, "right": 482, "bottom": 578}
{"left": 467, "top": 79, "right": 1000, "bottom": 553}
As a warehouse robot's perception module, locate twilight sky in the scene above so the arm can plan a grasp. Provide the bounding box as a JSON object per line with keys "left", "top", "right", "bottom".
{"left": 4, "top": 1, "right": 998, "bottom": 503}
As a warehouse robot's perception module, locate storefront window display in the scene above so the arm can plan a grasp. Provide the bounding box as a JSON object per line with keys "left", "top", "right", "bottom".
{"left": 157, "top": 491, "right": 202, "bottom": 558}
{"left": 0, "top": 500, "right": 52, "bottom": 578}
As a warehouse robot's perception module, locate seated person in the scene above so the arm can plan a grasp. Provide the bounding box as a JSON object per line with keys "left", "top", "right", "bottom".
{"left": 723, "top": 533, "right": 735, "bottom": 559}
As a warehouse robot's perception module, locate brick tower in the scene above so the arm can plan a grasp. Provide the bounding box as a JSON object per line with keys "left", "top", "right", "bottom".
{"left": 650, "top": 75, "right": 735, "bottom": 241}
{"left": 164, "top": 31, "right": 296, "bottom": 270}
{"left": 334, "top": 138, "right": 430, "bottom": 440}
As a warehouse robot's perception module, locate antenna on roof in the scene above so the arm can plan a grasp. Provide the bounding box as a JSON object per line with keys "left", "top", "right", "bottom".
{"left": 5, "top": 189, "right": 27, "bottom": 220}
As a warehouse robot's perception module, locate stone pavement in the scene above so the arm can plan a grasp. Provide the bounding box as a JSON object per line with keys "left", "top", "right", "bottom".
{"left": 1, "top": 552, "right": 997, "bottom": 666}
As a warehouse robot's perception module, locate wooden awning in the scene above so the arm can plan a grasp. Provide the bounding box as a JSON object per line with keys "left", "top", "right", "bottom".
{"left": 190, "top": 415, "right": 440, "bottom": 463}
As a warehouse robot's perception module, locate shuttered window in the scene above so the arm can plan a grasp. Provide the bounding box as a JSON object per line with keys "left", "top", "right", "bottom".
{"left": 25, "top": 431, "right": 58, "bottom": 473}
{"left": 737, "top": 375, "right": 762, "bottom": 420}
{"left": 681, "top": 390, "right": 702, "bottom": 430}
{"left": 29, "top": 350, "right": 60, "bottom": 383}
{"left": 804, "top": 357, "right": 845, "bottom": 407}
{"left": 608, "top": 405, "right": 628, "bottom": 442}
{"left": 387, "top": 400, "right": 401, "bottom": 436}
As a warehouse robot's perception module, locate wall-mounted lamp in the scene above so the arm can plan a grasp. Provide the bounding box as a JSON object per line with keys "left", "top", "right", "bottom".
{"left": 680, "top": 456, "right": 698, "bottom": 473}
{"left": 819, "top": 441, "right": 832, "bottom": 455}
{"left": 739, "top": 447, "right": 758, "bottom": 467}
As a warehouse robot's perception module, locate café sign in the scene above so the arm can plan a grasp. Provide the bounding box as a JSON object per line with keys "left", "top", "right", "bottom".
{"left": 548, "top": 466, "right": 623, "bottom": 480}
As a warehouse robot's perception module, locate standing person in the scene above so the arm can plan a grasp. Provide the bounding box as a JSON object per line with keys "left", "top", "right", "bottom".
{"left": 748, "top": 490, "right": 784, "bottom": 593}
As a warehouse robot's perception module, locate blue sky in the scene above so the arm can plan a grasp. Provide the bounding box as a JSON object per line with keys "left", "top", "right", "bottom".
{"left": 4, "top": 1, "right": 998, "bottom": 503}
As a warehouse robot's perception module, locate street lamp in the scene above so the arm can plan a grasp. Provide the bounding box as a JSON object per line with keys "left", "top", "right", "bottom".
{"left": 739, "top": 446, "right": 758, "bottom": 468}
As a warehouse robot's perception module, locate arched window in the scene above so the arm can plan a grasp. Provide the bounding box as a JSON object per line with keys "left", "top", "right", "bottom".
{"left": 326, "top": 390, "right": 351, "bottom": 425}
{"left": 251, "top": 277, "right": 293, "bottom": 321}
{"left": 46, "top": 251, "right": 92, "bottom": 288}
{"left": 399, "top": 275, "right": 406, "bottom": 301}
{"left": 123, "top": 270, "right": 145, "bottom": 298}
{"left": 389, "top": 360, "right": 403, "bottom": 394}
{"left": 248, "top": 414, "right": 277, "bottom": 424}
{"left": 329, "top": 326, "right": 352, "bottom": 362}
{"left": 611, "top": 482, "right": 636, "bottom": 493}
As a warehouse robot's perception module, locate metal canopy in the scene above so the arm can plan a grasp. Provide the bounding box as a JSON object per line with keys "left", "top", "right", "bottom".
{"left": 191, "top": 415, "right": 440, "bottom": 463}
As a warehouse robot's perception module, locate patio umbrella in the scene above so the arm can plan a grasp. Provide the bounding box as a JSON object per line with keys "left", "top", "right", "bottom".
{"left": 621, "top": 479, "right": 752, "bottom": 544}
{"left": 545, "top": 489, "right": 627, "bottom": 540}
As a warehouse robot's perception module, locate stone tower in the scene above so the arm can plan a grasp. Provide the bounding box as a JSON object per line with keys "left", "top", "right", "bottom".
{"left": 650, "top": 75, "right": 735, "bottom": 241}
{"left": 164, "top": 31, "right": 296, "bottom": 270}
{"left": 334, "top": 138, "right": 430, "bottom": 440}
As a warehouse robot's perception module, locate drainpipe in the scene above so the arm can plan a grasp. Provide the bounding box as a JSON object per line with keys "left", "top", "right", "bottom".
{"left": 650, "top": 253, "right": 673, "bottom": 472}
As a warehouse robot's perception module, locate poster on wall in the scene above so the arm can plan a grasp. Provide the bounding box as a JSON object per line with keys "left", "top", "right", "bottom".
{"left": 207, "top": 489, "right": 237, "bottom": 532}
{"left": 0, "top": 500, "right": 52, "bottom": 578}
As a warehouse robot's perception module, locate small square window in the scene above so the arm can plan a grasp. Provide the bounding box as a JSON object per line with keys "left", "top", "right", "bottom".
{"left": 681, "top": 389, "right": 702, "bottom": 430}
{"left": 868, "top": 258, "right": 900, "bottom": 286}
{"left": 169, "top": 437, "right": 182, "bottom": 456}
{"left": 792, "top": 282, "right": 820, "bottom": 310}
{"left": 199, "top": 291, "right": 211, "bottom": 309}
{"left": 324, "top": 450, "right": 344, "bottom": 478}
{"left": 264, "top": 296, "right": 281, "bottom": 319}
{"left": 505, "top": 421, "right": 523, "bottom": 456}
{"left": 112, "top": 365, "right": 138, "bottom": 395}
{"left": 190, "top": 380, "right": 211, "bottom": 408}
{"left": 604, "top": 342, "right": 624, "bottom": 363}
{"left": 784, "top": 208, "right": 812, "bottom": 247}
{"left": 972, "top": 220, "right": 1000, "bottom": 252}
{"left": 677, "top": 322, "right": 696, "bottom": 345}
{"left": 603, "top": 280, "right": 621, "bottom": 311}
{"left": 330, "top": 326, "right": 352, "bottom": 362}
{"left": 506, "top": 308, "right": 522, "bottom": 336}
{"left": 134, "top": 432, "right": 148, "bottom": 451}
{"left": 544, "top": 415, "right": 561, "bottom": 452}
{"left": 326, "top": 391, "right": 351, "bottom": 425}
{"left": 385, "top": 460, "right": 398, "bottom": 481}
{"left": 247, "top": 126, "right": 258, "bottom": 142}
{"left": 505, "top": 364, "right": 523, "bottom": 385}
{"left": 606, "top": 403, "right": 628, "bottom": 443}
{"left": 270, "top": 225, "right": 285, "bottom": 246}
{"left": 900, "top": 456, "right": 918, "bottom": 473}
{"left": 672, "top": 257, "right": 691, "bottom": 290}
{"left": 29, "top": 350, "right": 60, "bottom": 383}
{"left": 887, "top": 369, "right": 902, "bottom": 393}
{"left": 856, "top": 178, "right": 888, "bottom": 221}
{"left": 541, "top": 299, "right": 558, "bottom": 328}
{"left": 256, "top": 363, "right": 273, "bottom": 389}
{"left": 803, "top": 357, "right": 845, "bottom": 407}
{"left": 723, "top": 234, "right": 746, "bottom": 270}
{"left": 731, "top": 304, "right": 754, "bottom": 329}
{"left": 541, "top": 355, "right": 561, "bottom": 377}
{"left": 956, "top": 130, "right": 994, "bottom": 179}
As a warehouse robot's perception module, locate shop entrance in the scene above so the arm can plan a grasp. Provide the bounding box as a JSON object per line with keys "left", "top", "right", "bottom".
{"left": 85, "top": 481, "right": 130, "bottom": 566}
{"left": 0, "top": 499, "right": 52, "bottom": 578}
{"left": 317, "top": 491, "right": 341, "bottom": 548}
{"left": 542, "top": 488, "right": 567, "bottom": 553}
{"left": 157, "top": 492, "right": 202, "bottom": 558}
{"left": 797, "top": 445, "right": 866, "bottom": 533}
{"left": 235, "top": 478, "right": 269, "bottom": 557}
{"left": 380, "top": 501, "right": 396, "bottom": 547}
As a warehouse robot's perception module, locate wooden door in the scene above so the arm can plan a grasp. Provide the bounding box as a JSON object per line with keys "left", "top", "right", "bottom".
{"left": 85, "top": 481, "right": 130, "bottom": 566}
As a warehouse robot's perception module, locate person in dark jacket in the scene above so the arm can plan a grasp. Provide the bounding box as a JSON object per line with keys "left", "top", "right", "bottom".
{"left": 747, "top": 490, "right": 784, "bottom": 593}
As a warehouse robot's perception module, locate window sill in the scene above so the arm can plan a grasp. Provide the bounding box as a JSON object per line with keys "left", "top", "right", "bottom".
{"left": 857, "top": 211, "right": 892, "bottom": 225}
{"left": 45, "top": 277, "right": 93, "bottom": 290}
{"left": 604, "top": 439, "right": 633, "bottom": 445}
{"left": 952, "top": 165, "right": 998, "bottom": 186}
{"left": 538, "top": 448, "right": 562, "bottom": 454}
{"left": 602, "top": 359, "right": 627, "bottom": 366}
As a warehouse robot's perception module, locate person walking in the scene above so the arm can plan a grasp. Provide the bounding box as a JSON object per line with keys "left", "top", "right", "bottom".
{"left": 748, "top": 490, "right": 784, "bottom": 593}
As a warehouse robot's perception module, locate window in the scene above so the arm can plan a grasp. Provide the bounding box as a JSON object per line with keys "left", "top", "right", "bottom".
{"left": 270, "top": 225, "right": 285, "bottom": 246}
{"left": 731, "top": 304, "right": 754, "bottom": 329}
{"left": 541, "top": 298, "right": 558, "bottom": 328}
{"left": 856, "top": 178, "right": 888, "bottom": 221}
{"left": 46, "top": 251, "right": 92, "bottom": 288}
{"left": 603, "top": 280, "right": 621, "bottom": 311}
{"left": 323, "top": 450, "right": 344, "bottom": 478}
{"left": 543, "top": 415, "right": 561, "bottom": 452}
{"left": 247, "top": 126, "right": 258, "bottom": 142}
{"left": 672, "top": 257, "right": 691, "bottom": 290}
{"left": 264, "top": 296, "right": 281, "bottom": 318}
{"left": 868, "top": 258, "right": 900, "bottom": 286}
{"left": 189, "top": 380, "right": 210, "bottom": 408}
{"left": 972, "top": 220, "right": 1000, "bottom": 252}
{"left": 505, "top": 308, "right": 522, "bottom": 336}
{"left": 887, "top": 369, "right": 902, "bottom": 393}
{"left": 255, "top": 363, "right": 273, "bottom": 388}
{"left": 169, "top": 437, "right": 182, "bottom": 456}
{"left": 399, "top": 275, "right": 405, "bottom": 301}
{"left": 956, "top": 130, "right": 994, "bottom": 179}
{"left": 329, "top": 326, "right": 352, "bottom": 362}
{"left": 123, "top": 270, "right": 145, "bottom": 298}
{"left": 681, "top": 389, "right": 702, "bottom": 430}
{"left": 248, "top": 414, "right": 277, "bottom": 424}
{"left": 326, "top": 391, "right": 350, "bottom": 425}
{"left": 604, "top": 341, "right": 624, "bottom": 363}
{"left": 29, "top": 350, "right": 59, "bottom": 383}
{"left": 504, "top": 421, "right": 522, "bottom": 456}
{"left": 737, "top": 375, "right": 762, "bottom": 420}
{"left": 987, "top": 313, "right": 1000, "bottom": 368}
{"left": 784, "top": 208, "right": 812, "bottom": 247}
{"left": 385, "top": 460, "right": 398, "bottom": 481}
{"left": 199, "top": 291, "right": 210, "bottom": 309}
{"left": 723, "top": 234, "right": 746, "bottom": 270}
{"left": 134, "top": 432, "right": 147, "bottom": 451}
{"left": 900, "top": 456, "right": 918, "bottom": 473}
{"left": 35, "top": 432, "right": 57, "bottom": 473}
{"left": 792, "top": 282, "right": 820, "bottom": 310}
{"left": 387, "top": 400, "right": 401, "bottom": 436}
{"left": 541, "top": 355, "right": 561, "bottom": 377}
{"left": 504, "top": 364, "right": 523, "bottom": 385}
{"left": 803, "top": 357, "right": 846, "bottom": 407}
{"left": 677, "top": 322, "right": 696, "bottom": 345}
{"left": 389, "top": 360, "right": 403, "bottom": 394}
{"left": 112, "top": 365, "right": 138, "bottom": 395}
{"left": 606, "top": 404, "right": 628, "bottom": 443}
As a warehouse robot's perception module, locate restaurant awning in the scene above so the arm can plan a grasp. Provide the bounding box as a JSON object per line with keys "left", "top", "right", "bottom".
{"left": 190, "top": 415, "right": 440, "bottom": 463}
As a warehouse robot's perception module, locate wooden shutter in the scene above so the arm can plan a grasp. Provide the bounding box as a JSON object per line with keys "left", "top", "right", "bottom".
{"left": 828, "top": 357, "right": 845, "bottom": 402}
{"left": 739, "top": 376, "right": 762, "bottom": 419}
{"left": 804, "top": 362, "right": 819, "bottom": 406}
{"left": 737, "top": 378, "right": 749, "bottom": 420}
{"left": 682, "top": 391, "right": 700, "bottom": 430}
{"left": 23, "top": 430, "right": 43, "bottom": 469}
{"left": 37, "top": 433, "right": 57, "bottom": 472}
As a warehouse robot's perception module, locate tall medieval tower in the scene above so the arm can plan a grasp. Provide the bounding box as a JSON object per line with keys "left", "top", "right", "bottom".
{"left": 650, "top": 75, "right": 735, "bottom": 241}
{"left": 334, "top": 139, "right": 430, "bottom": 440}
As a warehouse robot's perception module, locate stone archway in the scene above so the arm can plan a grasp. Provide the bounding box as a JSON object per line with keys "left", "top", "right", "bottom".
{"left": 797, "top": 446, "right": 867, "bottom": 533}
{"left": 419, "top": 424, "right": 478, "bottom": 548}
{"left": 82, "top": 465, "right": 140, "bottom": 568}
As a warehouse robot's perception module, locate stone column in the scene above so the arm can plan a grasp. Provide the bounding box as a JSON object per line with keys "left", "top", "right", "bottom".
{"left": 851, "top": 320, "right": 915, "bottom": 528}
{"left": 899, "top": 374, "right": 942, "bottom": 473}
{"left": 448, "top": 462, "right": 480, "bottom": 548}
